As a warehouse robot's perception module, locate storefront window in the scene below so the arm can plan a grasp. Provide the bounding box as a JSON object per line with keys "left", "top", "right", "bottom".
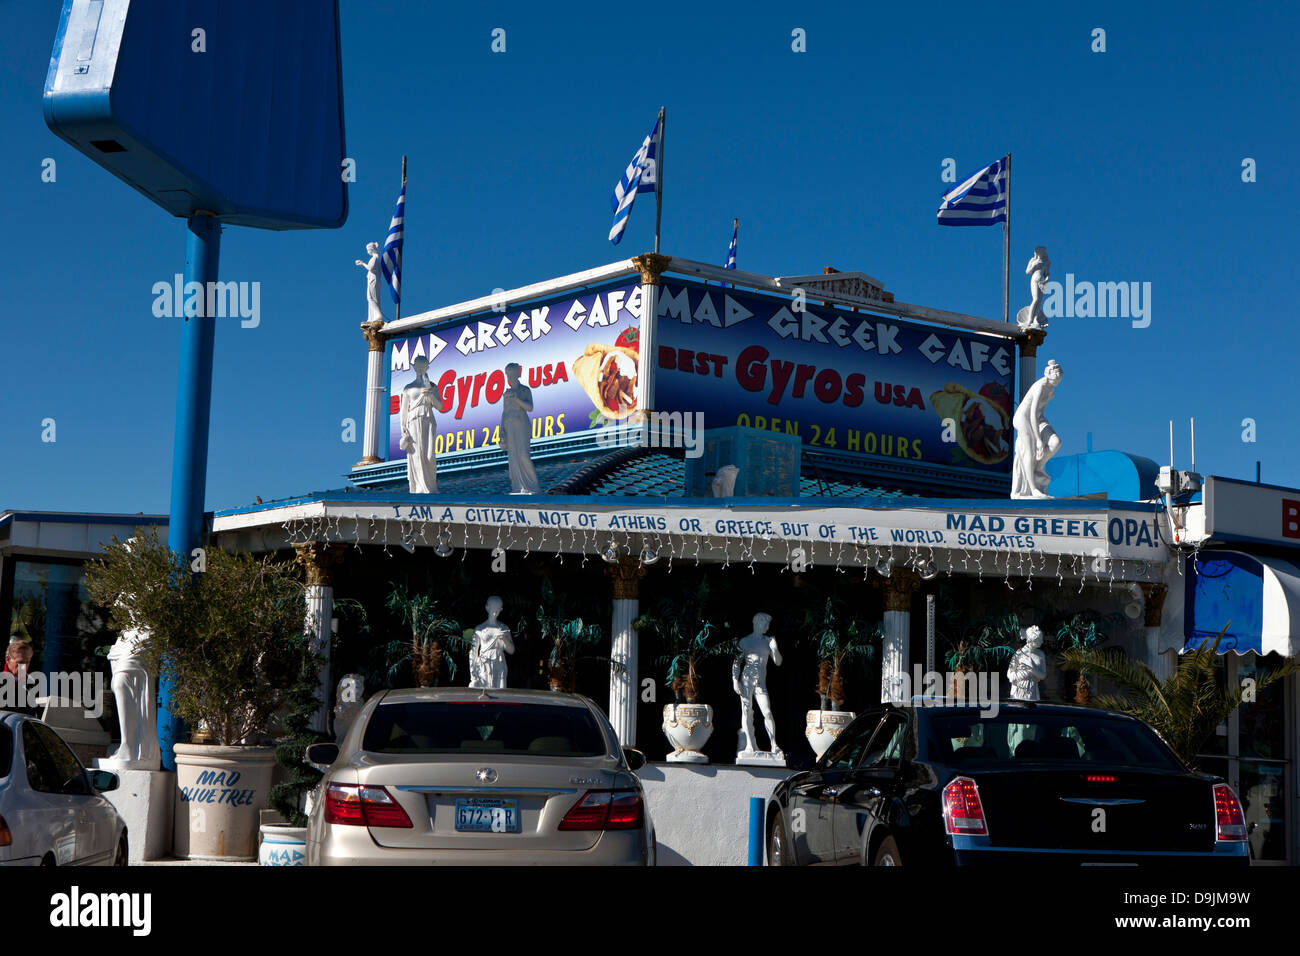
{"left": 1194, "top": 655, "right": 1290, "bottom": 863}
{"left": 1237, "top": 656, "right": 1287, "bottom": 862}
{"left": 8, "top": 559, "right": 113, "bottom": 677}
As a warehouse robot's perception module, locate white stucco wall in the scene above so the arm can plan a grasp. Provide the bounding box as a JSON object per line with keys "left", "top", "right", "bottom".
{"left": 637, "top": 763, "right": 788, "bottom": 866}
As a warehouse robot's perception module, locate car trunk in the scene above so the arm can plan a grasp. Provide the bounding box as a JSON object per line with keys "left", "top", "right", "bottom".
{"left": 353, "top": 753, "right": 624, "bottom": 851}
{"left": 970, "top": 768, "right": 1217, "bottom": 852}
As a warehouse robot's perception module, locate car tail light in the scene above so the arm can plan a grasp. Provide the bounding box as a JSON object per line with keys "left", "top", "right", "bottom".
{"left": 0, "top": 815, "right": 10, "bottom": 847}
{"left": 943, "top": 776, "right": 988, "bottom": 836}
{"left": 558, "top": 790, "right": 643, "bottom": 830}
{"left": 1084, "top": 774, "right": 1117, "bottom": 783}
{"left": 1212, "top": 784, "right": 1246, "bottom": 842}
{"left": 324, "top": 783, "right": 413, "bottom": 829}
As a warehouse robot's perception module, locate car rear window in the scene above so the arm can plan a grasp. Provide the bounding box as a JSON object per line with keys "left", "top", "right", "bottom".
{"left": 362, "top": 701, "right": 609, "bottom": 757}
{"left": 926, "top": 712, "right": 1183, "bottom": 771}
{"left": 0, "top": 723, "right": 11, "bottom": 777}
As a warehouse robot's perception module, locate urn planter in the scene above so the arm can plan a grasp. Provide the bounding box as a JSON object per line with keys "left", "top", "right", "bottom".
{"left": 173, "top": 743, "right": 276, "bottom": 861}
{"left": 662, "top": 702, "right": 713, "bottom": 763}
{"left": 259, "top": 824, "right": 308, "bottom": 866}
{"left": 805, "top": 709, "right": 855, "bottom": 759}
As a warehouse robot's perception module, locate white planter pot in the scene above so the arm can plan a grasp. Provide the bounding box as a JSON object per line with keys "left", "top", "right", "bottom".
{"left": 805, "top": 710, "right": 856, "bottom": 758}
{"left": 662, "top": 703, "right": 713, "bottom": 763}
{"left": 173, "top": 743, "right": 276, "bottom": 861}
{"left": 259, "top": 824, "right": 307, "bottom": 866}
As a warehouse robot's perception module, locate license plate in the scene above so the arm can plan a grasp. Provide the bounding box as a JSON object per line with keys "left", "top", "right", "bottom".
{"left": 454, "top": 797, "right": 520, "bottom": 833}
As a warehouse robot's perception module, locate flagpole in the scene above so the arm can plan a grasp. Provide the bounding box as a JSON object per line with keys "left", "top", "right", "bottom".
{"left": 1002, "top": 152, "right": 1011, "bottom": 324}
{"left": 653, "top": 107, "right": 665, "bottom": 254}
{"left": 396, "top": 155, "right": 406, "bottom": 324}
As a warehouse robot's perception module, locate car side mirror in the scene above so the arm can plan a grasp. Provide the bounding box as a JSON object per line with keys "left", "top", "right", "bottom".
{"left": 90, "top": 770, "right": 119, "bottom": 793}
{"left": 622, "top": 747, "right": 647, "bottom": 771}
{"left": 304, "top": 742, "right": 339, "bottom": 770}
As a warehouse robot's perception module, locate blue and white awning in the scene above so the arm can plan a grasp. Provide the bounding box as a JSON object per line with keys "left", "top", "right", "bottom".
{"left": 1184, "top": 550, "right": 1300, "bottom": 656}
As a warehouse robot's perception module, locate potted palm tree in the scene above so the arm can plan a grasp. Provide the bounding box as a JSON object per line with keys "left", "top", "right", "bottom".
{"left": 1061, "top": 625, "right": 1300, "bottom": 767}
{"left": 384, "top": 583, "right": 468, "bottom": 686}
{"left": 84, "top": 529, "right": 313, "bottom": 861}
{"left": 802, "top": 597, "right": 882, "bottom": 758}
{"left": 536, "top": 580, "right": 607, "bottom": 692}
{"left": 941, "top": 609, "right": 1019, "bottom": 698}
{"left": 1048, "top": 609, "right": 1119, "bottom": 704}
{"left": 638, "top": 580, "right": 732, "bottom": 763}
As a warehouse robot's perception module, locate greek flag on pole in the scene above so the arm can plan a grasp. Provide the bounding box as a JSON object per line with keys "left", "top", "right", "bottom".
{"left": 937, "top": 157, "right": 1007, "bottom": 226}
{"left": 725, "top": 220, "right": 738, "bottom": 269}
{"left": 609, "top": 114, "right": 660, "bottom": 245}
{"left": 380, "top": 182, "right": 405, "bottom": 303}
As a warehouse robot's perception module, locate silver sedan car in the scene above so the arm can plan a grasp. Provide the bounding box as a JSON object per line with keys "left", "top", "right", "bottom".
{"left": 0, "top": 711, "right": 127, "bottom": 866}
{"left": 305, "top": 688, "right": 654, "bottom": 865}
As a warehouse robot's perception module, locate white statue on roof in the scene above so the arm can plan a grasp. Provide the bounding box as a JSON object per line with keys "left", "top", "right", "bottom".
{"left": 1011, "top": 360, "right": 1063, "bottom": 499}
{"left": 1016, "top": 246, "right": 1051, "bottom": 330}
{"left": 355, "top": 241, "right": 385, "bottom": 324}
{"left": 500, "top": 363, "right": 541, "bottom": 494}
{"left": 400, "top": 355, "right": 447, "bottom": 493}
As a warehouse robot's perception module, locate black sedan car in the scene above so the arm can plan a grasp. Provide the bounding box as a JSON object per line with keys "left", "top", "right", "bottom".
{"left": 765, "top": 701, "right": 1249, "bottom": 865}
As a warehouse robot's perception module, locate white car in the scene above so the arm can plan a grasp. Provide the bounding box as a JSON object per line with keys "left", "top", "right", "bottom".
{"left": 0, "top": 711, "right": 127, "bottom": 865}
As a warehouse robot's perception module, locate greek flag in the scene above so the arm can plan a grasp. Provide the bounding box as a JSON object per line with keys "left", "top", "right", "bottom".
{"left": 937, "top": 157, "right": 1007, "bottom": 226}
{"left": 609, "top": 114, "right": 660, "bottom": 245}
{"left": 725, "top": 219, "right": 738, "bottom": 269}
{"left": 380, "top": 182, "right": 405, "bottom": 303}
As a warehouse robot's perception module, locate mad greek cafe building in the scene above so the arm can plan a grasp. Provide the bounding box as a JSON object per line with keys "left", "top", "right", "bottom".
{"left": 6, "top": 255, "right": 1298, "bottom": 864}
{"left": 204, "top": 252, "right": 1217, "bottom": 864}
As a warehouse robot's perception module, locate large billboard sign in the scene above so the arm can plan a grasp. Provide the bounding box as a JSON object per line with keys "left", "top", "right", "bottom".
{"left": 388, "top": 282, "right": 643, "bottom": 461}
{"left": 653, "top": 281, "right": 1016, "bottom": 475}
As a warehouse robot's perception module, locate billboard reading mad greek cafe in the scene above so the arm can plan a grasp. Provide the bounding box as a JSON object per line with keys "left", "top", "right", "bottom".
{"left": 387, "top": 281, "right": 643, "bottom": 461}
{"left": 653, "top": 280, "right": 1016, "bottom": 476}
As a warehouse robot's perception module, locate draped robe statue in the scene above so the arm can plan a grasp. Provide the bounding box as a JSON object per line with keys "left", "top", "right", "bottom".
{"left": 355, "top": 242, "right": 385, "bottom": 324}
{"left": 500, "top": 363, "right": 541, "bottom": 494}
{"left": 399, "top": 355, "right": 447, "bottom": 493}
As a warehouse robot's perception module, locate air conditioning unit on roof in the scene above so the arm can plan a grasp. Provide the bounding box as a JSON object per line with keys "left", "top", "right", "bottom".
{"left": 684, "top": 427, "right": 801, "bottom": 497}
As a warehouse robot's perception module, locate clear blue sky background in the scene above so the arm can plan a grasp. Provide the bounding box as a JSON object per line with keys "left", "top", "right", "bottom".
{"left": 1, "top": 0, "right": 1296, "bottom": 514}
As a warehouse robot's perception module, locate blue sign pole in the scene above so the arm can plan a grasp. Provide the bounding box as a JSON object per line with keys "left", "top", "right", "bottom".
{"left": 748, "top": 796, "right": 764, "bottom": 866}
{"left": 159, "top": 213, "right": 222, "bottom": 770}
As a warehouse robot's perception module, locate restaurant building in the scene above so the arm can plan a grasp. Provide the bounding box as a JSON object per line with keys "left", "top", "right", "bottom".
{"left": 4, "top": 254, "right": 1294, "bottom": 863}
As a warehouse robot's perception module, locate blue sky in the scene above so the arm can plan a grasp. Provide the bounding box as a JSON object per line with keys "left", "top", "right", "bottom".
{"left": 1, "top": 0, "right": 1297, "bottom": 514}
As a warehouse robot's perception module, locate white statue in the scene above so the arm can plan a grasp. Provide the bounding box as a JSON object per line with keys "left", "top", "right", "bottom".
{"left": 711, "top": 464, "right": 739, "bottom": 498}
{"left": 399, "top": 355, "right": 447, "bottom": 493}
{"left": 732, "top": 612, "right": 785, "bottom": 765}
{"left": 500, "top": 363, "right": 541, "bottom": 495}
{"left": 99, "top": 626, "right": 160, "bottom": 771}
{"left": 1011, "top": 359, "right": 1063, "bottom": 499}
{"left": 468, "top": 596, "right": 515, "bottom": 689}
{"left": 1016, "top": 246, "right": 1051, "bottom": 330}
{"left": 355, "top": 241, "right": 385, "bottom": 324}
{"left": 333, "top": 673, "right": 365, "bottom": 744}
{"left": 1007, "top": 625, "right": 1047, "bottom": 701}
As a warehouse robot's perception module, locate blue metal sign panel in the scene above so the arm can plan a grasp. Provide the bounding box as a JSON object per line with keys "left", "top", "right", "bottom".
{"left": 43, "top": 0, "right": 348, "bottom": 229}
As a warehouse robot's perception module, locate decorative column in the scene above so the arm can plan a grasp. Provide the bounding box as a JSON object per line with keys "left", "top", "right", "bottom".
{"left": 357, "top": 320, "right": 387, "bottom": 466}
{"left": 1019, "top": 328, "right": 1046, "bottom": 402}
{"left": 631, "top": 253, "right": 669, "bottom": 415}
{"left": 879, "top": 569, "right": 921, "bottom": 703}
{"left": 1140, "top": 583, "right": 1171, "bottom": 682}
{"left": 295, "top": 542, "right": 345, "bottom": 733}
{"left": 607, "top": 557, "right": 646, "bottom": 747}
